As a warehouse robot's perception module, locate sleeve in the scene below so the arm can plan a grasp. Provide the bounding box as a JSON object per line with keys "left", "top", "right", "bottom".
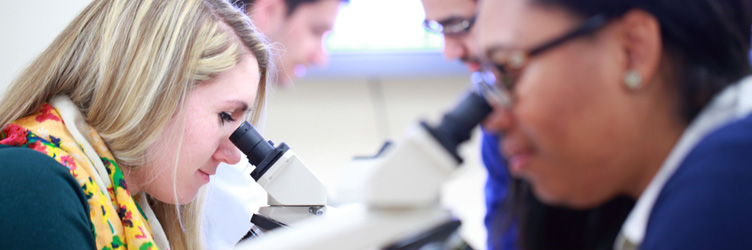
{"left": 642, "top": 120, "right": 752, "bottom": 250}
{"left": 0, "top": 146, "right": 96, "bottom": 250}
{"left": 481, "top": 131, "right": 510, "bottom": 215}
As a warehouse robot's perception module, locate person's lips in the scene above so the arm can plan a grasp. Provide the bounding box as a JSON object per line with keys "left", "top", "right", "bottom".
{"left": 198, "top": 169, "right": 215, "bottom": 183}
{"left": 502, "top": 142, "right": 534, "bottom": 176}
{"left": 507, "top": 150, "right": 533, "bottom": 175}
{"left": 467, "top": 61, "right": 481, "bottom": 72}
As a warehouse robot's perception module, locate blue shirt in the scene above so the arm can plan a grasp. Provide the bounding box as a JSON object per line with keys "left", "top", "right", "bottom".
{"left": 481, "top": 132, "right": 518, "bottom": 250}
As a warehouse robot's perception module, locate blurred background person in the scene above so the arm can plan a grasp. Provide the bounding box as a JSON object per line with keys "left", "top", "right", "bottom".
{"left": 243, "top": 0, "right": 345, "bottom": 88}
{"left": 203, "top": 0, "right": 346, "bottom": 249}
{"left": 421, "top": 1, "right": 518, "bottom": 249}
{"left": 477, "top": 0, "right": 752, "bottom": 249}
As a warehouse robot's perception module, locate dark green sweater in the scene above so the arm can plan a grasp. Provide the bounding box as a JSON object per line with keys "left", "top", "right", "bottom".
{"left": 0, "top": 144, "right": 96, "bottom": 249}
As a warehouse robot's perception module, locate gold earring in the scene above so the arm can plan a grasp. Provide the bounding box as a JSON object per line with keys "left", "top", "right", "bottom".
{"left": 624, "top": 70, "right": 642, "bottom": 90}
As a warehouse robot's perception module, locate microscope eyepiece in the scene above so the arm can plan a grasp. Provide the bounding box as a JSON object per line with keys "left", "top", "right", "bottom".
{"left": 230, "top": 122, "right": 274, "bottom": 166}
{"left": 422, "top": 91, "right": 492, "bottom": 163}
{"left": 230, "top": 121, "right": 290, "bottom": 181}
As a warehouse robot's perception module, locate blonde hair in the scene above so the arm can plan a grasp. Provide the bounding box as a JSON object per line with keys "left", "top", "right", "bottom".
{"left": 0, "top": 0, "right": 271, "bottom": 249}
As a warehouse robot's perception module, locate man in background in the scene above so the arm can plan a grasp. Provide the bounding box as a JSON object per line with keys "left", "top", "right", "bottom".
{"left": 243, "top": 0, "right": 344, "bottom": 88}
{"left": 203, "top": 1, "right": 346, "bottom": 249}
{"left": 421, "top": 1, "right": 518, "bottom": 249}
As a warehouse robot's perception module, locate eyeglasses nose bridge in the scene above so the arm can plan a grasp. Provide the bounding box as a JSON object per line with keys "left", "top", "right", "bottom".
{"left": 473, "top": 72, "right": 513, "bottom": 108}
{"left": 423, "top": 14, "right": 477, "bottom": 37}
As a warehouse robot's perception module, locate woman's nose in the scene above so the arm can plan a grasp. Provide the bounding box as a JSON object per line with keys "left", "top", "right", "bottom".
{"left": 214, "top": 138, "right": 242, "bottom": 165}
{"left": 482, "top": 104, "right": 513, "bottom": 134}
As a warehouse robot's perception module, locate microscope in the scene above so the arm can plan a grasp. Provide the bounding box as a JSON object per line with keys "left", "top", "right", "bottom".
{"left": 232, "top": 88, "right": 492, "bottom": 249}
{"left": 230, "top": 121, "right": 329, "bottom": 236}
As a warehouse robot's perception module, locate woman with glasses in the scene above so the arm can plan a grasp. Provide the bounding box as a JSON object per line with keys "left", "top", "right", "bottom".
{"left": 425, "top": 1, "right": 636, "bottom": 249}
{"left": 477, "top": 0, "right": 752, "bottom": 249}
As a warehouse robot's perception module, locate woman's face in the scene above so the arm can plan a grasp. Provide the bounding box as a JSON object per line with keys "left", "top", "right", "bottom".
{"left": 134, "top": 55, "right": 260, "bottom": 204}
{"left": 477, "top": 0, "right": 648, "bottom": 208}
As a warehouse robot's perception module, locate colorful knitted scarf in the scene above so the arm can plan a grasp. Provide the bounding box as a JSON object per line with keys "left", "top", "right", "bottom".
{"left": 0, "top": 97, "right": 167, "bottom": 250}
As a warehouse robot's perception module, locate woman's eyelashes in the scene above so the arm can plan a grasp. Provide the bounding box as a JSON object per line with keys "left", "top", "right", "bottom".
{"left": 219, "top": 112, "right": 236, "bottom": 125}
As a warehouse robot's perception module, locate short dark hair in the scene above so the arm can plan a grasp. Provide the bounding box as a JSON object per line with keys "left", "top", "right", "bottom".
{"left": 532, "top": 0, "right": 752, "bottom": 122}
{"left": 236, "top": 0, "right": 348, "bottom": 16}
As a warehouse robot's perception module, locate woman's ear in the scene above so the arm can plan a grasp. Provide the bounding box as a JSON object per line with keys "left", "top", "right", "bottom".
{"left": 617, "top": 9, "right": 662, "bottom": 90}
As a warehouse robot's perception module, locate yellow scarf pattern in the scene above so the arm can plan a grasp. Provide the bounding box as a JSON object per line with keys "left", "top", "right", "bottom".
{"left": 0, "top": 103, "right": 160, "bottom": 250}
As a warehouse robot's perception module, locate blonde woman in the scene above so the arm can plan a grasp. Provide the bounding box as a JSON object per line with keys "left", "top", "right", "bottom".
{"left": 0, "top": 0, "right": 271, "bottom": 249}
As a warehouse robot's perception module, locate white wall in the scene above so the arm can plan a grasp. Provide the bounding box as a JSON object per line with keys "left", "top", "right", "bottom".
{"left": 0, "top": 1, "right": 92, "bottom": 92}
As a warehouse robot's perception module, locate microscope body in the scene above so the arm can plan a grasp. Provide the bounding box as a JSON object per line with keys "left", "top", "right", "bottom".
{"left": 236, "top": 124, "right": 463, "bottom": 249}
{"left": 234, "top": 90, "right": 492, "bottom": 249}
{"left": 256, "top": 149, "right": 327, "bottom": 225}
{"left": 338, "top": 125, "right": 457, "bottom": 208}
{"left": 230, "top": 123, "right": 329, "bottom": 235}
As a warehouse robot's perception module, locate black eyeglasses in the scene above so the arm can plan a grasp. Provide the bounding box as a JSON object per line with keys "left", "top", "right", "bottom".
{"left": 423, "top": 15, "right": 477, "bottom": 37}
{"left": 477, "top": 14, "right": 611, "bottom": 107}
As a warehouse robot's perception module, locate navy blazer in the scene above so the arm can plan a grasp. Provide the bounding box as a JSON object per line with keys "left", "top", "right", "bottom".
{"left": 643, "top": 113, "right": 752, "bottom": 249}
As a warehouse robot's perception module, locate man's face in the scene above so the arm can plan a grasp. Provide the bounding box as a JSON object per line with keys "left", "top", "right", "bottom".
{"left": 422, "top": 0, "right": 481, "bottom": 71}
{"left": 268, "top": 0, "right": 342, "bottom": 87}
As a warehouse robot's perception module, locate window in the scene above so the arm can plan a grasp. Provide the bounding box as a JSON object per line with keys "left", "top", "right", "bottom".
{"left": 325, "top": 0, "right": 443, "bottom": 52}
{"left": 309, "top": 0, "right": 466, "bottom": 79}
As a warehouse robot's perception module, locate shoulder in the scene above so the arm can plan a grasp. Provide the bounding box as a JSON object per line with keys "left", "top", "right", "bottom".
{"left": 0, "top": 144, "right": 80, "bottom": 182}
{"left": 0, "top": 145, "right": 82, "bottom": 191}
{"left": 0, "top": 145, "right": 96, "bottom": 249}
{"left": 672, "top": 113, "right": 752, "bottom": 185}
{"left": 690, "top": 113, "right": 752, "bottom": 158}
{"left": 642, "top": 115, "right": 752, "bottom": 249}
